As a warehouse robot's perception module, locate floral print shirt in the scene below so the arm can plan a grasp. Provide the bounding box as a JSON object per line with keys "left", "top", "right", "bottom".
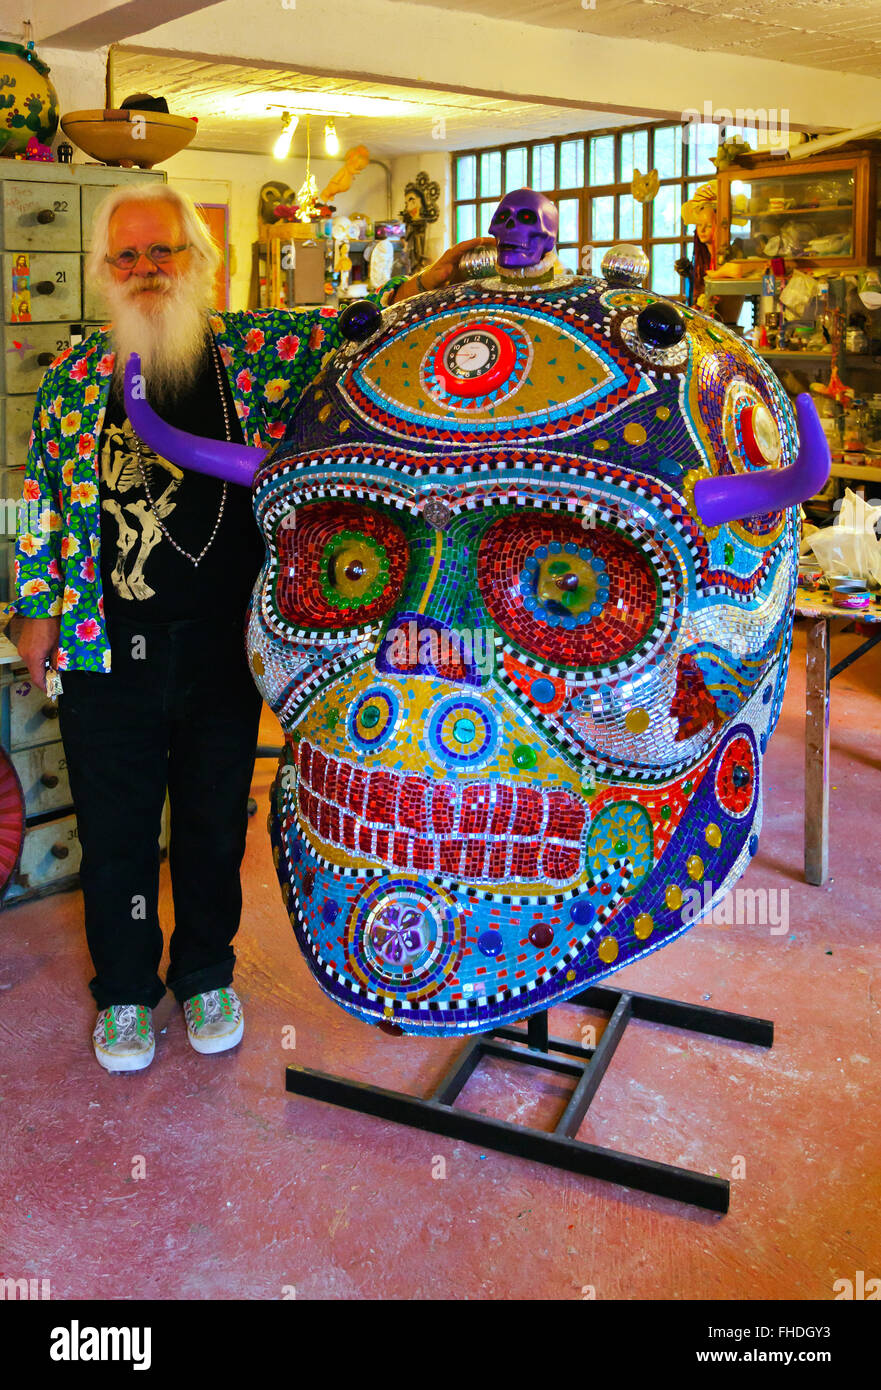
{"left": 13, "top": 286, "right": 403, "bottom": 673}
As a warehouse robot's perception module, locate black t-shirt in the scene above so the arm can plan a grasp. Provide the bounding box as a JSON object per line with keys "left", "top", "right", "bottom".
{"left": 98, "top": 342, "right": 265, "bottom": 624}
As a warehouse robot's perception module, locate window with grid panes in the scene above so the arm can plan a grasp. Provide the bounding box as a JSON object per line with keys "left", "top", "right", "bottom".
{"left": 452, "top": 122, "right": 737, "bottom": 295}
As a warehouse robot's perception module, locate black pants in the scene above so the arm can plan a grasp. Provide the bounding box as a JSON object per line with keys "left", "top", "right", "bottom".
{"left": 58, "top": 615, "right": 263, "bottom": 1010}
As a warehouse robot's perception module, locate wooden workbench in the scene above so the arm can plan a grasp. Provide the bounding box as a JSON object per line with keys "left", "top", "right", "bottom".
{"left": 794, "top": 586, "right": 881, "bottom": 884}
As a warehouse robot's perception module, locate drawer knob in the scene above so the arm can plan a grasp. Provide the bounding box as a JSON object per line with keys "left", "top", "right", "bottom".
{"left": 34, "top": 281, "right": 55, "bottom": 295}
{"left": 50, "top": 843, "right": 70, "bottom": 859}
{"left": 36, "top": 209, "right": 56, "bottom": 225}
{"left": 40, "top": 703, "right": 59, "bottom": 719}
{"left": 36, "top": 352, "right": 55, "bottom": 367}
{"left": 40, "top": 773, "right": 59, "bottom": 788}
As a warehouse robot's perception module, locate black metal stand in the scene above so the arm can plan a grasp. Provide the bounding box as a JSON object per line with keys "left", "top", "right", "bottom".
{"left": 286, "top": 986, "right": 773, "bottom": 1213}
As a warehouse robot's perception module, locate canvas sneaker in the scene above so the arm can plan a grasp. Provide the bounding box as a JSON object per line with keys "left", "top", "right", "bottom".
{"left": 183, "top": 987, "right": 244, "bottom": 1055}
{"left": 93, "top": 1004, "right": 155, "bottom": 1073}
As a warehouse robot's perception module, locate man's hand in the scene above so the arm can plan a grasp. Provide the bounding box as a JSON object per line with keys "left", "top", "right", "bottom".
{"left": 393, "top": 238, "right": 496, "bottom": 302}
{"left": 8, "top": 616, "right": 60, "bottom": 692}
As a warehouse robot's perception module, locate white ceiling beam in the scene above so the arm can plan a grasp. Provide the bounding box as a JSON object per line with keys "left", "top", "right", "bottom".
{"left": 124, "top": 0, "right": 881, "bottom": 131}
{"left": 31, "top": 0, "right": 220, "bottom": 50}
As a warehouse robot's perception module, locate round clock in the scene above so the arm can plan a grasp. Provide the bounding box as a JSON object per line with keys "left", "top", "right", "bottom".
{"left": 432, "top": 322, "right": 516, "bottom": 398}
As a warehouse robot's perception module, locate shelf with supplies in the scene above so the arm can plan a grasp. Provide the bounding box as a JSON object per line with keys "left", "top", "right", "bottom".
{"left": 746, "top": 204, "right": 854, "bottom": 218}
{"left": 830, "top": 460, "right": 881, "bottom": 482}
{"left": 251, "top": 229, "right": 403, "bottom": 310}
{"left": 757, "top": 350, "right": 878, "bottom": 363}
{"left": 716, "top": 143, "right": 881, "bottom": 271}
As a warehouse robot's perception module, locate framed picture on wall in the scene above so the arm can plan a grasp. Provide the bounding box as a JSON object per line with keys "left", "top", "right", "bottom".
{"left": 196, "top": 203, "right": 230, "bottom": 310}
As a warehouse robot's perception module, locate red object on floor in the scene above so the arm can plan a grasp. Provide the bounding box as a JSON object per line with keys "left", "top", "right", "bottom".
{"left": 0, "top": 749, "right": 25, "bottom": 894}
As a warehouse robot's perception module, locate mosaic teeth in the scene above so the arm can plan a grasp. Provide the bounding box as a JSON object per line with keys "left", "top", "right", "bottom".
{"left": 295, "top": 738, "right": 586, "bottom": 886}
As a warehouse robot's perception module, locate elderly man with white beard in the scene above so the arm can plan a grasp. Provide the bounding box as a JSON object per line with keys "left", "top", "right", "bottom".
{"left": 10, "top": 183, "right": 488, "bottom": 1072}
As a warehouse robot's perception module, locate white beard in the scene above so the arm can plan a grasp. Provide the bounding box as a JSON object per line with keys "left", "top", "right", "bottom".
{"left": 104, "top": 268, "right": 215, "bottom": 408}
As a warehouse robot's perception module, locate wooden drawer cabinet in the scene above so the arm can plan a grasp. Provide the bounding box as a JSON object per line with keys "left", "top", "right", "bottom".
{"left": 1, "top": 466, "right": 26, "bottom": 502}
{"left": 1, "top": 322, "right": 75, "bottom": 394}
{"left": 11, "top": 740, "right": 72, "bottom": 817}
{"left": 1, "top": 394, "right": 36, "bottom": 468}
{"left": 4, "top": 812, "right": 82, "bottom": 899}
{"left": 8, "top": 671, "right": 62, "bottom": 750}
{"left": 1, "top": 659, "right": 171, "bottom": 905}
{"left": 0, "top": 179, "right": 81, "bottom": 253}
{"left": 2, "top": 252, "right": 82, "bottom": 323}
{"left": 80, "top": 183, "right": 110, "bottom": 252}
{"left": 82, "top": 275, "right": 107, "bottom": 324}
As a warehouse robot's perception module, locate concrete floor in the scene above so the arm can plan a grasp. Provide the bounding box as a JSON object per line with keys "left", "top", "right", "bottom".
{"left": 1, "top": 621, "right": 879, "bottom": 1301}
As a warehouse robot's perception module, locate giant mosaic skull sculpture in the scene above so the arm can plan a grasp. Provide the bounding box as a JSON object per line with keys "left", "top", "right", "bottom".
{"left": 127, "top": 204, "right": 829, "bottom": 1038}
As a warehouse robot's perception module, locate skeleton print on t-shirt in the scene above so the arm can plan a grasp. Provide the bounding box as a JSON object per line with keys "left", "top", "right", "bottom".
{"left": 99, "top": 418, "right": 184, "bottom": 601}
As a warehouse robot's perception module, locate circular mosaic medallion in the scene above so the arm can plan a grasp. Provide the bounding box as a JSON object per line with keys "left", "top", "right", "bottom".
{"left": 348, "top": 687, "right": 401, "bottom": 751}
{"left": 587, "top": 799, "right": 654, "bottom": 891}
{"left": 344, "top": 879, "right": 465, "bottom": 1000}
{"left": 720, "top": 381, "right": 787, "bottom": 547}
{"left": 714, "top": 730, "right": 758, "bottom": 819}
{"left": 739, "top": 402, "right": 782, "bottom": 467}
{"left": 427, "top": 695, "right": 500, "bottom": 768}
{"left": 421, "top": 318, "right": 531, "bottom": 412}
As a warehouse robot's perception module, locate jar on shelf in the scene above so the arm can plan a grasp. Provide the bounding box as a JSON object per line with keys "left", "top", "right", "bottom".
{"left": 813, "top": 393, "right": 841, "bottom": 448}
{"left": 843, "top": 399, "right": 867, "bottom": 451}
{"left": 845, "top": 325, "right": 868, "bottom": 353}
{"left": 864, "top": 395, "right": 881, "bottom": 451}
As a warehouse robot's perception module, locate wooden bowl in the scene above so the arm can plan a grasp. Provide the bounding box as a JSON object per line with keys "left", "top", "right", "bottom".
{"left": 59, "top": 109, "right": 197, "bottom": 169}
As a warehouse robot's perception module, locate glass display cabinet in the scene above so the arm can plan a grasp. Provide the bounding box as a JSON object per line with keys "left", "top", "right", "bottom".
{"left": 716, "top": 145, "right": 880, "bottom": 271}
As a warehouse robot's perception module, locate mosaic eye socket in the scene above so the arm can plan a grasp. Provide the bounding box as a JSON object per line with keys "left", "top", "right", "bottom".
{"left": 477, "top": 512, "right": 668, "bottom": 676}
{"left": 273, "top": 501, "right": 409, "bottom": 632}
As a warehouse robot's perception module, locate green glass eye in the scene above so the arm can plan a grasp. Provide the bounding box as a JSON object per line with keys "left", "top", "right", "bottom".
{"left": 321, "top": 531, "right": 388, "bottom": 609}
{"left": 512, "top": 743, "right": 537, "bottom": 769}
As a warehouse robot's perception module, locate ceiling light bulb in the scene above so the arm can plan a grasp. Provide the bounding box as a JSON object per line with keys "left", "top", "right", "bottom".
{"left": 273, "top": 112, "right": 298, "bottom": 160}
{"left": 324, "top": 120, "right": 339, "bottom": 156}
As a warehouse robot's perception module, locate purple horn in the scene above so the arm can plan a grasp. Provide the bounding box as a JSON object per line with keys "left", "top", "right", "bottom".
{"left": 124, "top": 353, "right": 269, "bottom": 488}
{"left": 694, "top": 393, "right": 830, "bottom": 527}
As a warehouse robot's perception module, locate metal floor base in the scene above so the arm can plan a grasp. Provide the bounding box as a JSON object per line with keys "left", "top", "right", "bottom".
{"left": 285, "top": 985, "right": 774, "bottom": 1213}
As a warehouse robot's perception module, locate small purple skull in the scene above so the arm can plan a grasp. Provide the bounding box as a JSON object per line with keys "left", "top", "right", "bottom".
{"left": 488, "top": 188, "right": 559, "bottom": 268}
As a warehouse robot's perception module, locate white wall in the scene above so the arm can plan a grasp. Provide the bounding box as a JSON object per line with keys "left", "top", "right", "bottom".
{"left": 390, "top": 151, "right": 451, "bottom": 266}
{"left": 40, "top": 43, "right": 107, "bottom": 131}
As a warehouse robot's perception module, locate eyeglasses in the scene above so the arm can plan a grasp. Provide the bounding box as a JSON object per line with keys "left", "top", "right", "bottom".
{"left": 104, "top": 243, "right": 190, "bottom": 270}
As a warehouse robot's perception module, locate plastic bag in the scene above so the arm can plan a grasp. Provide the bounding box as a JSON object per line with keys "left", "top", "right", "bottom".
{"left": 808, "top": 488, "right": 881, "bottom": 586}
{"left": 779, "top": 269, "right": 818, "bottom": 319}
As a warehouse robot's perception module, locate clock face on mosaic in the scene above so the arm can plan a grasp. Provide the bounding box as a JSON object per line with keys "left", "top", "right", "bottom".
{"left": 243, "top": 265, "right": 806, "bottom": 1037}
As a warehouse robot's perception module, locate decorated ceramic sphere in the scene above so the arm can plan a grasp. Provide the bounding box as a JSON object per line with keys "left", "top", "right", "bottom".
{"left": 126, "top": 194, "right": 829, "bottom": 1038}
{"left": 0, "top": 43, "right": 59, "bottom": 157}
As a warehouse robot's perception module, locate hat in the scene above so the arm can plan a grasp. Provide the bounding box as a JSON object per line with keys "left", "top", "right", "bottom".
{"left": 119, "top": 92, "right": 170, "bottom": 114}
{"left": 681, "top": 181, "right": 717, "bottom": 226}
